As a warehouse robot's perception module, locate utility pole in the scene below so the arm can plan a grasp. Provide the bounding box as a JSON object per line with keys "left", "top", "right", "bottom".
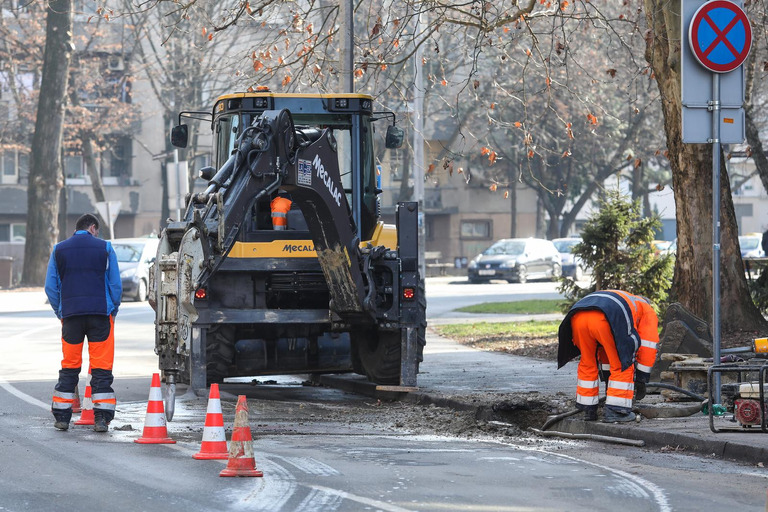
{"left": 413, "top": 14, "right": 425, "bottom": 278}
{"left": 339, "top": 0, "right": 354, "bottom": 93}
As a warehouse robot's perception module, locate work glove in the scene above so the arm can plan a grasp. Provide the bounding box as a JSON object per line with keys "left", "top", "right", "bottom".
{"left": 635, "top": 381, "right": 646, "bottom": 401}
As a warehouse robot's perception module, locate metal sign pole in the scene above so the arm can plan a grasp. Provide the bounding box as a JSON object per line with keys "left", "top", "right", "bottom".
{"left": 711, "top": 72, "right": 722, "bottom": 404}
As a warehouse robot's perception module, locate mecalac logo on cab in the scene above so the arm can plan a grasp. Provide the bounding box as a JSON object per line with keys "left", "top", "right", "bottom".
{"left": 312, "top": 154, "right": 342, "bottom": 207}
{"left": 284, "top": 243, "right": 315, "bottom": 253}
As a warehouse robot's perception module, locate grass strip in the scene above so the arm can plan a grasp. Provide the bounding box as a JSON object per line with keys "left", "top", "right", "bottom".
{"left": 434, "top": 320, "right": 561, "bottom": 338}
{"left": 454, "top": 300, "right": 563, "bottom": 315}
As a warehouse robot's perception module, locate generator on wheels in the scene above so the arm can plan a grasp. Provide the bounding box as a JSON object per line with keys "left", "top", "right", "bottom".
{"left": 149, "top": 90, "right": 426, "bottom": 418}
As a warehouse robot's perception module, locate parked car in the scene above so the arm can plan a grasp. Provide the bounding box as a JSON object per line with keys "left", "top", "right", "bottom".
{"left": 739, "top": 234, "right": 765, "bottom": 259}
{"left": 553, "top": 237, "right": 589, "bottom": 280}
{"left": 651, "top": 240, "right": 672, "bottom": 256}
{"left": 112, "top": 237, "right": 160, "bottom": 301}
{"left": 467, "top": 238, "right": 562, "bottom": 284}
{"left": 662, "top": 238, "right": 677, "bottom": 257}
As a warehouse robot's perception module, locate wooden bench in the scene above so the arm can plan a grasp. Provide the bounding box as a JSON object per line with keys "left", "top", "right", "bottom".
{"left": 425, "top": 251, "right": 453, "bottom": 276}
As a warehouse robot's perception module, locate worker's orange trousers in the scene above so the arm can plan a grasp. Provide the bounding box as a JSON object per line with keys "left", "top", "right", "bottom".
{"left": 52, "top": 314, "right": 116, "bottom": 423}
{"left": 570, "top": 310, "right": 635, "bottom": 411}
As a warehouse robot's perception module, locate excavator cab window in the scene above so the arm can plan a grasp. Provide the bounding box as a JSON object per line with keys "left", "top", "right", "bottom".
{"left": 212, "top": 106, "right": 380, "bottom": 240}
{"left": 214, "top": 114, "right": 241, "bottom": 167}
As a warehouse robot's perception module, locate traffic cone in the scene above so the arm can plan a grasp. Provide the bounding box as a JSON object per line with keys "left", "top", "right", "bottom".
{"left": 193, "top": 383, "right": 229, "bottom": 460}
{"left": 219, "top": 395, "right": 263, "bottom": 477}
{"left": 134, "top": 373, "right": 176, "bottom": 444}
{"left": 72, "top": 384, "right": 81, "bottom": 414}
{"left": 74, "top": 371, "right": 94, "bottom": 425}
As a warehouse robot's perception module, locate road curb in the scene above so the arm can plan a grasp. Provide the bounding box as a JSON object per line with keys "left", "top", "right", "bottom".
{"left": 554, "top": 417, "right": 768, "bottom": 465}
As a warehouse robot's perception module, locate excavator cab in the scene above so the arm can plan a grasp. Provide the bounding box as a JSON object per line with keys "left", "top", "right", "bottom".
{"left": 208, "top": 94, "right": 380, "bottom": 240}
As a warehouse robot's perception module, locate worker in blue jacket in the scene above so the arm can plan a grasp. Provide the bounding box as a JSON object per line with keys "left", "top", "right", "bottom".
{"left": 45, "top": 213, "right": 122, "bottom": 433}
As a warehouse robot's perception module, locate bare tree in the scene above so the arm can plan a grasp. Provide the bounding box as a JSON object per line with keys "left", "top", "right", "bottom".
{"left": 22, "top": 0, "right": 74, "bottom": 285}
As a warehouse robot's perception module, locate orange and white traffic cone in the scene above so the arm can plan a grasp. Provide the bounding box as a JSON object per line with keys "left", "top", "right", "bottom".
{"left": 72, "top": 384, "right": 81, "bottom": 414}
{"left": 134, "top": 373, "right": 176, "bottom": 444}
{"left": 219, "top": 395, "right": 263, "bottom": 477}
{"left": 193, "top": 383, "right": 228, "bottom": 460}
{"left": 74, "top": 371, "right": 94, "bottom": 426}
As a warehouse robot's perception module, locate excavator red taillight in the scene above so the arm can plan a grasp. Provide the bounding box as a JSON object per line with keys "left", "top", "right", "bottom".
{"left": 195, "top": 288, "right": 207, "bottom": 300}
{"left": 402, "top": 288, "right": 415, "bottom": 301}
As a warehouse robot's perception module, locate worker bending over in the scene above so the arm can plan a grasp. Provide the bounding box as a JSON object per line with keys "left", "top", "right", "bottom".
{"left": 558, "top": 290, "right": 659, "bottom": 423}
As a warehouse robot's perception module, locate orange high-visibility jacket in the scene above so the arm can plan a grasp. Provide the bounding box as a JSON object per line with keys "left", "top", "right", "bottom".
{"left": 558, "top": 290, "right": 659, "bottom": 381}
{"left": 270, "top": 196, "right": 292, "bottom": 230}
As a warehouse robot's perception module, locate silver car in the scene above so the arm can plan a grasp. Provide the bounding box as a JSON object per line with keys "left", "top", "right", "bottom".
{"left": 113, "top": 237, "right": 160, "bottom": 301}
{"left": 467, "top": 238, "right": 562, "bottom": 284}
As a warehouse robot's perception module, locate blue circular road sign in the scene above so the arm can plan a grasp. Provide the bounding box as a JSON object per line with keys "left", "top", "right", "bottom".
{"left": 689, "top": 0, "right": 752, "bottom": 73}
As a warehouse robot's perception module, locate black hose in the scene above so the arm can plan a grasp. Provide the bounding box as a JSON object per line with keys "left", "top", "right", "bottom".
{"left": 646, "top": 382, "right": 705, "bottom": 402}
{"left": 541, "top": 382, "right": 705, "bottom": 431}
{"left": 541, "top": 397, "right": 605, "bottom": 431}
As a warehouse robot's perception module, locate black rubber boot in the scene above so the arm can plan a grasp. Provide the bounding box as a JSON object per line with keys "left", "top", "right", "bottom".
{"left": 603, "top": 407, "right": 636, "bottom": 423}
{"left": 94, "top": 415, "right": 109, "bottom": 433}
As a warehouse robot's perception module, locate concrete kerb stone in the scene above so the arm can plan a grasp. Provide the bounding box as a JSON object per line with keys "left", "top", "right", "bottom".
{"left": 556, "top": 416, "right": 768, "bottom": 465}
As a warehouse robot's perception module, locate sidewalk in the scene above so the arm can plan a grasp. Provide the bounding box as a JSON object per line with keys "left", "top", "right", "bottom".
{"left": 0, "top": 288, "right": 48, "bottom": 314}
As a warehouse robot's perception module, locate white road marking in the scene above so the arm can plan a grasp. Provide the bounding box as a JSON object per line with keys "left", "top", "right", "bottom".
{"left": 0, "top": 377, "right": 48, "bottom": 410}
{"left": 293, "top": 487, "right": 343, "bottom": 512}
{"left": 403, "top": 435, "right": 671, "bottom": 512}
{"left": 269, "top": 454, "right": 339, "bottom": 476}
{"left": 305, "top": 485, "right": 416, "bottom": 512}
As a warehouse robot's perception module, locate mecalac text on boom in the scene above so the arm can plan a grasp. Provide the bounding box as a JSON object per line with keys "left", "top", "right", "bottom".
{"left": 312, "top": 154, "right": 342, "bottom": 207}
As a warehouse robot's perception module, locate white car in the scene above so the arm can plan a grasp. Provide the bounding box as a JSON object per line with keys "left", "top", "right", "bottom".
{"left": 739, "top": 234, "right": 765, "bottom": 259}
{"left": 113, "top": 237, "right": 160, "bottom": 301}
{"left": 553, "top": 237, "right": 588, "bottom": 280}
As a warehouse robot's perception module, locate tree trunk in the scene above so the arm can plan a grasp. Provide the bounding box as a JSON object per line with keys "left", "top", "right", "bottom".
{"left": 743, "top": 47, "right": 768, "bottom": 196}
{"left": 509, "top": 162, "right": 517, "bottom": 238}
{"left": 644, "top": 1, "right": 765, "bottom": 332}
{"left": 22, "top": 0, "right": 73, "bottom": 285}
{"left": 82, "top": 133, "right": 112, "bottom": 239}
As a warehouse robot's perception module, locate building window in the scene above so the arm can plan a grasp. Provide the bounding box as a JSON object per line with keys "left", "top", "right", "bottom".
{"left": 0, "top": 223, "right": 25, "bottom": 243}
{"left": 425, "top": 217, "right": 434, "bottom": 241}
{"left": 0, "top": 150, "right": 29, "bottom": 185}
{"left": 65, "top": 155, "right": 85, "bottom": 179}
{"left": 389, "top": 149, "right": 404, "bottom": 182}
{"left": 460, "top": 220, "right": 491, "bottom": 240}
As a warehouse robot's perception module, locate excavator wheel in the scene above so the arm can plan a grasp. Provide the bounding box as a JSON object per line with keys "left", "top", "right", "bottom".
{"left": 205, "top": 325, "right": 236, "bottom": 384}
{"left": 353, "top": 277, "right": 427, "bottom": 385}
{"left": 353, "top": 328, "right": 402, "bottom": 385}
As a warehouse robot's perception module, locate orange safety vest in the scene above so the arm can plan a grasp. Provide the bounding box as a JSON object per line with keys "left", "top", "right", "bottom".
{"left": 270, "top": 196, "right": 292, "bottom": 230}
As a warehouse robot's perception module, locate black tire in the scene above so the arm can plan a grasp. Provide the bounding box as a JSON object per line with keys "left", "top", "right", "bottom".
{"left": 551, "top": 263, "right": 562, "bottom": 281}
{"left": 206, "top": 326, "right": 236, "bottom": 384}
{"left": 353, "top": 277, "right": 426, "bottom": 384}
{"left": 135, "top": 279, "right": 147, "bottom": 302}
{"left": 353, "top": 328, "right": 402, "bottom": 384}
{"left": 516, "top": 265, "right": 528, "bottom": 284}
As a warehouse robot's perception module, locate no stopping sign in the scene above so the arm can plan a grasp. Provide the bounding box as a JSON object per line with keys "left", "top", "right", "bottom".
{"left": 688, "top": 0, "right": 752, "bottom": 73}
